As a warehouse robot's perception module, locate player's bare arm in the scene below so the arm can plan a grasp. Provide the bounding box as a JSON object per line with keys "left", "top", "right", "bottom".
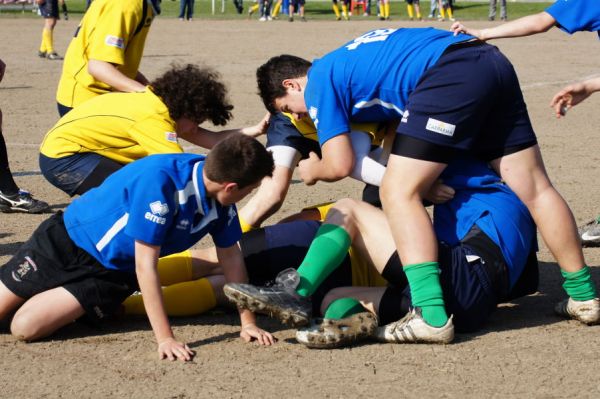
{"left": 550, "top": 77, "right": 600, "bottom": 118}
{"left": 135, "top": 240, "right": 195, "bottom": 362}
{"left": 451, "top": 12, "right": 556, "bottom": 40}
{"left": 178, "top": 114, "right": 269, "bottom": 150}
{"left": 216, "top": 244, "right": 276, "bottom": 345}
{"left": 87, "top": 59, "right": 146, "bottom": 93}
{"left": 298, "top": 134, "right": 354, "bottom": 185}
{"left": 238, "top": 164, "right": 295, "bottom": 229}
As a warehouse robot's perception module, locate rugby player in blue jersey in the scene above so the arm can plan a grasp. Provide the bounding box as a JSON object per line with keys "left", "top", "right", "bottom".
{"left": 0, "top": 134, "right": 275, "bottom": 361}
{"left": 253, "top": 27, "right": 599, "bottom": 342}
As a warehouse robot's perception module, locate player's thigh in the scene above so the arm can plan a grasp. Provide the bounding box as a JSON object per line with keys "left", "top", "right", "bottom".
{"left": 11, "top": 287, "right": 85, "bottom": 340}
{"left": 490, "top": 144, "right": 553, "bottom": 205}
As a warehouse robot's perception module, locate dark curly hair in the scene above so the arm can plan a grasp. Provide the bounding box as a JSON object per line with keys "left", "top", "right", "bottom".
{"left": 256, "top": 55, "right": 312, "bottom": 114}
{"left": 151, "top": 64, "right": 233, "bottom": 126}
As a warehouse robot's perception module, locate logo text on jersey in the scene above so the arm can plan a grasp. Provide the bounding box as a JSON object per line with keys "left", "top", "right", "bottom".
{"left": 146, "top": 201, "right": 169, "bottom": 224}
{"left": 104, "top": 35, "right": 125, "bottom": 49}
{"left": 346, "top": 29, "right": 397, "bottom": 51}
{"left": 426, "top": 118, "right": 456, "bottom": 137}
{"left": 165, "top": 132, "right": 178, "bottom": 143}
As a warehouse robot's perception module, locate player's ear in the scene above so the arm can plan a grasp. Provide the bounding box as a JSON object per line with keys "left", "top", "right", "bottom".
{"left": 282, "top": 78, "right": 300, "bottom": 92}
{"left": 223, "top": 182, "right": 238, "bottom": 194}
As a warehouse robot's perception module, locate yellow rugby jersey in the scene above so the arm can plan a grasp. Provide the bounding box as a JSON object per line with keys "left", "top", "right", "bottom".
{"left": 41, "top": 88, "right": 181, "bottom": 164}
{"left": 282, "top": 112, "right": 385, "bottom": 146}
{"left": 56, "top": 0, "right": 155, "bottom": 108}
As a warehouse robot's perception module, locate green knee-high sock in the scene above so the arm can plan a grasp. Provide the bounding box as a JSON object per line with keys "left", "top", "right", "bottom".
{"left": 324, "top": 298, "right": 364, "bottom": 319}
{"left": 404, "top": 262, "right": 448, "bottom": 327}
{"left": 562, "top": 266, "right": 597, "bottom": 301}
{"left": 295, "top": 224, "right": 351, "bottom": 297}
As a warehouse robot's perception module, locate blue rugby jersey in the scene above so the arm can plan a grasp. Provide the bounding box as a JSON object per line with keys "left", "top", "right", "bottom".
{"left": 304, "top": 28, "right": 473, "bottom": 145}
{"left": 64, "top": 153, "right": 241, "bottom": 272}
{"left": 545, "top": 0, "right": 600, "bottom": 36}
{"left": 433, "top": 160, "right": 537, "bottom": 289}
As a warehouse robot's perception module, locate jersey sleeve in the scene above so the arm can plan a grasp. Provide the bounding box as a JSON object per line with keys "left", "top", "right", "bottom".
{"left": 123, "top": 172, "right": 177, "bottom": 245}
{"left": 545, "top": 0, "right": 600, "bottom": 34}
{"left": 305, "top": 67, "right": 352, "bottom": 146}
{"left": 266, "top": 113, "right": 321, "bottom": 160}
{"left": 210, "top": 205, "right": 243, "bottom": 248}
{"left": 128, "top": 115, "right": 184, "bottom": 156}
{"left": 86, "top": 2, "right": 142, "bottom": 65}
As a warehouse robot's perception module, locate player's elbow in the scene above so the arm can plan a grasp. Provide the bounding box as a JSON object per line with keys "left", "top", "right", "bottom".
{"left": 328, "top": 158, "right": 354, "bottom": 181}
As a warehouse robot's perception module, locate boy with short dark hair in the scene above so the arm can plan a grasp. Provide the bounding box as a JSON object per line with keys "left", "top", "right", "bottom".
{"left": 0, "top": 134, "right": 275, "bottom": 361}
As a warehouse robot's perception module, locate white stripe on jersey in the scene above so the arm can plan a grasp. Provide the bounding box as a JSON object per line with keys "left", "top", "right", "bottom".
{"left": 354, "top": 98, "right": 403, "bottom": 115}
{"left": 96, "top": 213, "right": 129, "bottom": 252}
{"left": 176, "top": 180, "right": 196, "bottom": 206}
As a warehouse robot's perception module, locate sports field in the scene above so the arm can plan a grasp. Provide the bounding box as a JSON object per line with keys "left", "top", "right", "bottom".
{"left": 0, "top": 15, "right": 599, "bottom": 399}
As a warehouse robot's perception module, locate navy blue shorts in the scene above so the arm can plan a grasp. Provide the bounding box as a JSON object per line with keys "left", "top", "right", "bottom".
{"left": 240, "top": 220, "right": 353, "bottom": 316}
{"left": 393, "top": 41, "right": 537, "bottom": 163}
{"left": 40, "top": 0, "right": 59, "bottom": 18}
{"left": 379, "top": 226, "right": 508, "bottom": 332}
{"left": 39, "top": 153, "right": 122, "bottom": 196}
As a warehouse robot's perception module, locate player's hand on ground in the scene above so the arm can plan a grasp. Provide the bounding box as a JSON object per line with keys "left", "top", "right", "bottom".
{"left": 451, "top": 21, "right": 481, "bottom": 39}
{"left": 298, "top": 152, "right": 320, "bottom": 186}
{"left": 550, "top": 82, "right": 589, "bottom": 118}
{"left": 240, "top": 323, "right": 277, "bottom": 346}
{"left": 157, "top": 337, "right": 195, "bottom": 362}
{"left": 424, "top": 180, "right": 455, "bottom": 204}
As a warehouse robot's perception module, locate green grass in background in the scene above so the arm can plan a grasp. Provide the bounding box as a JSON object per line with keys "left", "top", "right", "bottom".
{"left": 0, "top": 0, "right": 552, "bottom": 20}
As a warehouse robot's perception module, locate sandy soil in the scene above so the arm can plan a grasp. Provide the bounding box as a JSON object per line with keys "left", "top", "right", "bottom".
{"left": 0, "top": 17, "right": 599, "bottom": 398}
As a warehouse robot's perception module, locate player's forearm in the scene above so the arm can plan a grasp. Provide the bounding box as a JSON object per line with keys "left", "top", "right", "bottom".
{"left": 582, "top": 77, "right": 600, "bottom": 95}
{"left": 239, "top": 175, "right": 290, "bottom": 227}
{"left": 479, "top": 12, "right": 555, "bottom": 40}
{"left": 87, "top": 59, "right": 146, "bottom": 93}
{"left": 137, "top": 265, "right": 175, "bottom": 343}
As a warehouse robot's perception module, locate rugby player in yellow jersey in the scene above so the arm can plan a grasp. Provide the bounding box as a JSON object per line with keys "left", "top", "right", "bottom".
{"left": 41, "top": 64, "right": 267, "bottom": 196}
{"left": 122, "top": 215, "right": 388, "bottom": 320}
{"left": 236, "top": 111, "right": 394, "bottom": 232}
{"left": 56, "top": 0, "right": 161, "bottom": 116}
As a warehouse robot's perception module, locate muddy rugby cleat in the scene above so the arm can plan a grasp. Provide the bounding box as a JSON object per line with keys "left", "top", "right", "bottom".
{"left": 296, "top": 312, "right": 378, "bottom": 349}
{"left": 224, "top": 268, "right": 311, "bottom": 326}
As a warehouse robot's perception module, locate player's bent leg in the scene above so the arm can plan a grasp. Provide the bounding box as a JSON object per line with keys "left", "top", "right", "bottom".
{"left": 10, "top": 287, "right": 85, "bottom": 341}
{"left": 123, "top": 276, "right": 224, "bottom": 317}
{"left": 328, "top": 198, "right": 396, "bottom": 271}
{"left": 0, "top": 281, "right": 26, "bottom": 321}
{"left": 491, "top": 146, "right": 598, "bottom": 324}
{"left": 491, "top": 145, "right": 584, "bottom": 272}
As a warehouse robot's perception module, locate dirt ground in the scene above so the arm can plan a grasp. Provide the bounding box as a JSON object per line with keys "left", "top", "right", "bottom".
{"left": 0, "top": 17, "right": 599, "bottom": 398}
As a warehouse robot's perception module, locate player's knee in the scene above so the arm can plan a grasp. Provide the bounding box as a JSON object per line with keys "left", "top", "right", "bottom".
{"left": 332, "top": 198, "right": 358, "bottom": 214}
{"left": 10, "top": 311, "right": 43, "bottom": 341}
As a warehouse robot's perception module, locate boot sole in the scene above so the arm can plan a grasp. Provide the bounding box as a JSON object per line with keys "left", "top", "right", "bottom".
{"left": 223, "top": 285, "right": 310, "bottom": 327}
